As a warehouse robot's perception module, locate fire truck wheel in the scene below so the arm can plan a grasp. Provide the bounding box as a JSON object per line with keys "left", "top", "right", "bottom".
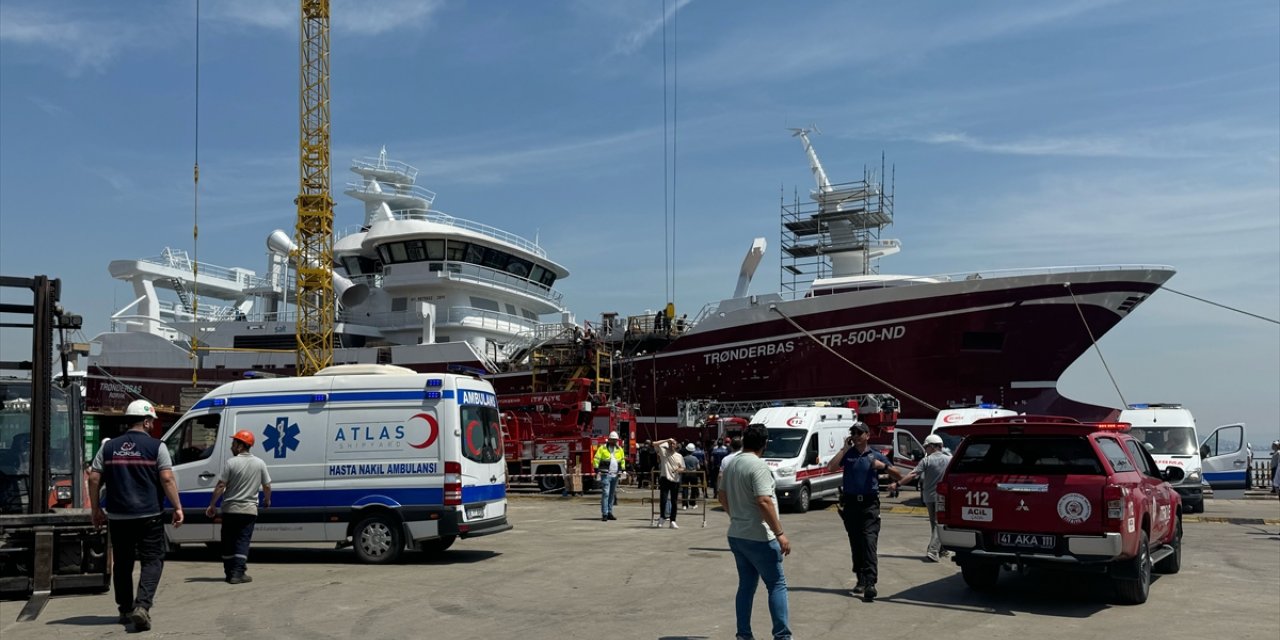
{"left": 353, "top": 514, "right": 404, "bottom": 564}
{"left": 419, "top": 535, "right": 457, "bottom": 556}
{"left": 537, "top": 473, "right": 565, "bottom": 492}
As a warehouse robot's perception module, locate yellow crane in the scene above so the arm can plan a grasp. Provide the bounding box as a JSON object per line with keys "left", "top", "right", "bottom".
{"left": 293, "top": 0, "right": 334, "bottom": 375}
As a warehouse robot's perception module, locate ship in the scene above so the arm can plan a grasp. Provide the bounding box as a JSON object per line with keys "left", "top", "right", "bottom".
{"left": 85, "top": 135, "right": 1174, "bottom": 438}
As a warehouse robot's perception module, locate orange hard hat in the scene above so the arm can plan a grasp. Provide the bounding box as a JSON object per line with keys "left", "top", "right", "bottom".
{"left": 231, "top": 430, "right": 255, "bottom": 447}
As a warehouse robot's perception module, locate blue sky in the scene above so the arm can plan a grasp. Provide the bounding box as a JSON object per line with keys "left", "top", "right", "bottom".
{"left": 1, "top": 1, "right": 1277, "bottom": 447}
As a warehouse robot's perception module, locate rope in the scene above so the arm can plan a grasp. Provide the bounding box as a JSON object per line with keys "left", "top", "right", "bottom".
{"left": 1064, "top": 283, "right": 1126, "bottom": 407}
{"left": 190, "top": 0, "right": 201, "bottom": 387}
{"left": 768, "top": 305, "right": 939, "bottom": 413}
{"left": 1162, "top": 287, "right": 1279, "bottom": 325}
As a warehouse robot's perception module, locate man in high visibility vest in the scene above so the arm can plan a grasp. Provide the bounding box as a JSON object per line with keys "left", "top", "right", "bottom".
{"left": 594, "top": 431, "right": 627, "bottom": 522}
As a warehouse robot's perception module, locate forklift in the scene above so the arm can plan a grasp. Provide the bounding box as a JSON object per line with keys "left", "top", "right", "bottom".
{"left": 0, "top": 275, "right": 110, "bottom": 620}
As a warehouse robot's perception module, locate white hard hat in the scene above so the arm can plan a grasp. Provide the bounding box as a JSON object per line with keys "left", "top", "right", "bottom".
{"left": 608, "top": 431, "right": 619, "bottom": 440}
{"left": 685, "top": 443, "right": 696, "bottom": 452}
{"left": 125, "top": 399, "right": 157, "bottom": 419}
{"left": 924, "top": 434, "right": 944, "bottom": 447}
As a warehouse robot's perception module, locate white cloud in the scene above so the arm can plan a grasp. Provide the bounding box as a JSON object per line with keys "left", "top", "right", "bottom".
{"left": 0, "top": 6, "right": 152, "bottom": 74}
{"left": 207, "top": 0, "right": 445, "bottom": 37}
{"left": 611, "top": 0, "right": 694, "bottom": 56}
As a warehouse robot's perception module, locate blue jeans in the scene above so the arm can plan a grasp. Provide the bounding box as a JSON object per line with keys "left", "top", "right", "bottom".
{"left": 728, "top": 536, "right": 791, "bottom": 640}
{"left": 220, "top": 513, "right": 257, "bottom": 578}
{"left": 599, "top": 474, "right": 619, "bottom": 516}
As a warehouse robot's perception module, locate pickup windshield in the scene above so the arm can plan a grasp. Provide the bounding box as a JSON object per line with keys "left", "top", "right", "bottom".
{"left": 952, "top": 436, "right": 1104, "bottom": 475}
{"left": 1127, "top": 426, "right": 1198, "bottom": 456}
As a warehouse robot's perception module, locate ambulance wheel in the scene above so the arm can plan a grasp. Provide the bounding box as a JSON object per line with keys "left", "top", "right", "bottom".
{"left": 353, "top": 515, "right": 404, "bottom": 564}
{"left": 794, "top": 486, "right": 811, "bottom": 514}
{"left": 419, "top": 535, "right": 456, "bottom": 556}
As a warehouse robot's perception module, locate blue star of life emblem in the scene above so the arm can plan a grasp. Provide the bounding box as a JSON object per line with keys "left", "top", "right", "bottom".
{"left": 263, "top": 416, "right": 301, "bottom": 459}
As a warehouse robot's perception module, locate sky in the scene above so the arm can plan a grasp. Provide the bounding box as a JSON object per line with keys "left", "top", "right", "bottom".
{"left": 1, "top": 1, "right": 1277, "bottom": 448}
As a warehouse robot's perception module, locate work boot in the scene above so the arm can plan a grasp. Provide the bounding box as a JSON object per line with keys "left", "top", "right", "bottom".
{"left": 601, "top": 515, "right": 608, "bottom": 522}
{"left": 228, "top": 574, "right": 253, "bottom": 584}
{"left": 606, "top": 513, "right": 617, "bottom": 520}
{"left": 863, "top": 585, "right": 877, "bottom": 602}
{"left": 116, "top": 612, "right": 130, "bottom": 625}
{"left": 129, "top": 607, "right": 151, "bottom": 631}
{"left": 850, "top": 580, "right": 865, "bottom": 596}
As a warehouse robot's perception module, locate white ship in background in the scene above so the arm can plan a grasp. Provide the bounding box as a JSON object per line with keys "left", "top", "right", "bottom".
{"left": 90, "top": 149, "right": 572, "bottom": 415}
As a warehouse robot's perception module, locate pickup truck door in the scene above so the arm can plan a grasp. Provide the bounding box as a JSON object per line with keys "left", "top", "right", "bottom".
{"left": 1125, "top": 439, "right": 1173, "bottom": 542}
{"left": 1200, "top": 423, "right": 1249, "bottom": 489}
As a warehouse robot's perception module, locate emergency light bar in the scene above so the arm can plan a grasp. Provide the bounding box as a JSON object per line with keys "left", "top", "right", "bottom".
{"left": 1091, "top": 422, "right": 1132, "bottom": 432}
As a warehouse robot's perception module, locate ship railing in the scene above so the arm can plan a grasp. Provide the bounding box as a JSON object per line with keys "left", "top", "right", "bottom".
{"left": 388, "top": 208, "right": 548, "bottom": 259}
{"left": 350, "top": 156, "right": 419, "bottom": 181}
{"left": 445, "top": 306, "right": 540, "bottom": 333}
{"left": 343, "top": 180, "right": 436, "bottom": 205}
{"left": 437, "top": 262, "right": 564, "bottom": 305}
{"left": 155, "top": 300, "right": 240, "bottom": 321}
{"left": 139, "top": 249, "right": 271, "bottom": 290}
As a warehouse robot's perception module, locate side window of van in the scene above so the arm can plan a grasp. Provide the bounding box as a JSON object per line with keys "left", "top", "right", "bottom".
{"left": 163, "top": 414, "right": 221, "bottom": 465}
{"left": 460, "top": 405, "right": 503, "bottom": 464}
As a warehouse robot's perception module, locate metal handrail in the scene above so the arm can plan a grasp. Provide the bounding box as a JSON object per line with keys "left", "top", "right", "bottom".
{"left": 350, "top": 156, "right": 419, "bottom": 181}
{"left": 810, "top": 264, "right": 1176, "bottom": 288}
{"left": 438, "top": 262, "right": 564, "bottom": 305}
{"left": 343, "top": 180, "right": 436, "bottom": 205}
{"left": 137, "top": 250, "right": 272, "bottom": 290}
{"left": 389, "top": 208, "right": 547, "bottom": 259}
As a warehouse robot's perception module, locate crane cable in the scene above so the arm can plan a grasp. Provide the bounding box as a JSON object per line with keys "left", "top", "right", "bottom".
{"left": 190, "top": 0, "right": 201, "bottom": 387}
{"left": 1162, "top": 287, "right": 1279, "bottom": 325}
{"left": 768, "top": 304, "right": 940, "bottom": 413}
{"left": 1064, "top": 283, "right": 1127, "bottom": 408}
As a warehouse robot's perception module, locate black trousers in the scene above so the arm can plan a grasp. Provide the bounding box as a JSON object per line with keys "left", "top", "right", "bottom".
{"left": 108, "top": 515, "right": 166, "bottom": 613}
{"left": 658, "top": 477, "right": 681, "bottom": 520}
{"left": 840, "top": 495, "right": 881, "bottom": 586}
{"left": 220, "top": 513, "right": 258, "bottom": 578}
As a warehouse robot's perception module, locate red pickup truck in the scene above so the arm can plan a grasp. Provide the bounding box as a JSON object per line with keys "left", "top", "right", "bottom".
{"left": 936, "top": 416, "right": 1184, "bottom": 605}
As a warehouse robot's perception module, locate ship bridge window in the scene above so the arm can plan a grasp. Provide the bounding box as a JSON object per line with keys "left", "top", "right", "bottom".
{"left": 482, "top": 247, "right": 508, "bottom": 270}
{"left": 470, "top": 297, "right": 500, "bottom": 312}
{"left": 425, "top": 240, "right": 445, "bottom": 260}
{"left": 389, "top": 243, "right": 409, "bottom": 263}
{"left": 405, "top": 240, "right": 427, "bottom": 262}
{"left": 505, "top": 257, "right": 531, "bottom": 278}
{"left": 465, "top": 244, "right": 485, "bottom": 265}
{"left": 522, "top": 309, "right": 538, "bottom": 320}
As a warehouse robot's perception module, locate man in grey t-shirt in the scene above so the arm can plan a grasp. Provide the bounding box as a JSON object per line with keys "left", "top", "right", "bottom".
{"left": 719, "top": 424, "right": 792, "bottom": 640}
{"left": 205, "top": 430, "right": 271, "bottom": 584}
{"left": 890, "top": 434, "right": 952, "bottom": 562}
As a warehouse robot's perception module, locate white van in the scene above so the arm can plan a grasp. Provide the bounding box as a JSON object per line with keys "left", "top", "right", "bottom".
{"left": 929, "top": 405, "right": 1018, "bottom": 454}
{"left": 1119, "top": 403, "right": 1248, "bottom": 510}
{"left": 159, "top": 365, "right": 510, "bottom": 563}
{"left": 749, "top": 406, "right": 856, "bottom": 513}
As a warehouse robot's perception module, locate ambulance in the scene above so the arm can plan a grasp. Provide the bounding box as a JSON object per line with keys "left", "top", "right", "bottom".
{"left": 929, "top": 404, "right": 1018, "bottom": 454}
{"left": 1118, "top": 403, "right": 1249, "bottom": 512}
{"left": 749, "top": 405, "right": 859, "bottom": 513}
{"left": 159, "top": 365, "right": 511, "bottom": 563}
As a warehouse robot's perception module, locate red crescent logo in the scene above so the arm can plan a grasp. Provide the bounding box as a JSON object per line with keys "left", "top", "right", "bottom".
{"left": 465, "top": 420, "right": 482, "bottom": 457}
{"left": 942, "top": 413, "right": 964, "bottom": 424}
{"left": 407, "top": 413, "right": 439, "bottom": 449}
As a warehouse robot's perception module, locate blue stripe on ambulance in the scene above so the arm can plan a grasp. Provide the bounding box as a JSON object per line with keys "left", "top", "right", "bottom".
{"left": 189, "top": 388, "right": 483, "bottom": 411}
{"left": 177, "top": 484, "right": 506, "bottom": 510}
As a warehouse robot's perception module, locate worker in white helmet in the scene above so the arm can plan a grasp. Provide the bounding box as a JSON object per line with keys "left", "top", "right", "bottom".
{"left": 889, "top": 433, "right": 952, "bottom": 562}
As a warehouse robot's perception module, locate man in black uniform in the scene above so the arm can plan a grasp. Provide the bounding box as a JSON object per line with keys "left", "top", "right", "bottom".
{"left": 827, "top": 422, "right": 902, "bottom": 602}
{"left": 89, "top": 399, "right": 184, "bottom": 631}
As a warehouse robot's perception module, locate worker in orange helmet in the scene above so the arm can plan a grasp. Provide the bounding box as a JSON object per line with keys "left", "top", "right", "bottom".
{"left": 205, "top": 430, "right": 272, "bottom": 584}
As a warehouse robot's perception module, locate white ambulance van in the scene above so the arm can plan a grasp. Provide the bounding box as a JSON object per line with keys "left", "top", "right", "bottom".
{"left": 929, "top": 405, "right": 1018, "bottom": 454}
{"left": 1118, "top": 403, "right": 1223, "bottom": 512}
{"left": 159, "top": 365, "right": 510, "bottom": 563}
{"left": 749, "top": 405, "right": 856, "bottom": 513}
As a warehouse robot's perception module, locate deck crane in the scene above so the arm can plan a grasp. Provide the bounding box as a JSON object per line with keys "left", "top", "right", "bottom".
{"left": 293, "top": 0, "right": 334, "bottom": 376}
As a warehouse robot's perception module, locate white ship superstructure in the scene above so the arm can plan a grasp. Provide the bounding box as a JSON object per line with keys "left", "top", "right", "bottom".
{"left": 92, "top": 149, "right": 571, "bottom": 400}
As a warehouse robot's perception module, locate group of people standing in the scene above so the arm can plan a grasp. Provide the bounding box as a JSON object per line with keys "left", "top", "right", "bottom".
{"left": 718, "top": 422, "right": 950, "bottom": 640}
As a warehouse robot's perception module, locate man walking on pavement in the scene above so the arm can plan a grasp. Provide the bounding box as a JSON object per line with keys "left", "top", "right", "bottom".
{"left": 594, "top": 431, "right": 626, "bottom": 521}
{"left": 205, "top": 430, "right": 272, "bottom": 583}
{"left": 719, "top": 423, "right": 792, "bottom": 640}
{"left": 828, "top": 422, "right": 902, "bottom": 602}
{"left": 889, "top": 433, "right": 952, "bottom": 562}
{"left": 88, "top": 399, "right": 184, "bottom": 632}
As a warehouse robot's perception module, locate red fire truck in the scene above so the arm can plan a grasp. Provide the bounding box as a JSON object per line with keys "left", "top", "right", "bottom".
{"left": 498, "top": 379, "right": 637, "bottom": 492}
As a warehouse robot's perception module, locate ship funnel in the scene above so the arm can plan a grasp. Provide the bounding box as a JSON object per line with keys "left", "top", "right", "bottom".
{"left": 266, "top": 230, "right": 370, "bottom": 308}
